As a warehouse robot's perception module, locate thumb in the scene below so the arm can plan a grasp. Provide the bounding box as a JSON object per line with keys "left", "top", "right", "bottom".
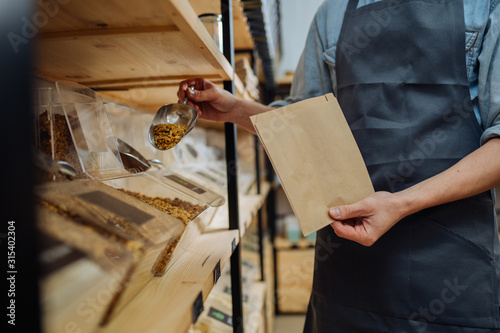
{"left": 329, "top": 202, "right": 365, "bottom": 220}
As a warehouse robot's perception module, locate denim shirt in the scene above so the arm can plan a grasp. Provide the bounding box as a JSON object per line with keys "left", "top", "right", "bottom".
{"left": 272, "top": 0, "right": 500, "bottom": 145}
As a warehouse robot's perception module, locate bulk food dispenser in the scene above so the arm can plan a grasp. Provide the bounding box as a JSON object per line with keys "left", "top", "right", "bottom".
{"left": 33, "top": 81, "right": 224, "bottom": 331}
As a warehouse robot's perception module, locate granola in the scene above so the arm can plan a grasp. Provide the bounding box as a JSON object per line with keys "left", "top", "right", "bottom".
{"left": 38, "top": 111, "right": 84, "bottom": 178}
{"left": 117, "top": 189, "right": 205, "bottom": 225}
{"left": 153, "top": 123, "right": 188, "bottom": 150}
{"left": 152, "top": 233, "right": 184, "bottom": 276}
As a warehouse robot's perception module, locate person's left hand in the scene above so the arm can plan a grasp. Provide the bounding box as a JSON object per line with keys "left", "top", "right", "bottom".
{"left": 329, "top": 191, "right": 407, "bottom": 246}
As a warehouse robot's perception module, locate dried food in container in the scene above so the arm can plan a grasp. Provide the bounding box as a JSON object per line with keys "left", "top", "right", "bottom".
{"left": 36, "top": 201, "right": 138, "bottom": 333}
{"left": 102, "top": 173, "right": 208, "bottom": 226}
{"left": 35, "top": 179, "right": 186, "bottom": 321}
{"left": 102, "top": 174, "right": 208, "bottom": 275}
{"left": 34, "top": 87, "right": 85, "bottom": 181}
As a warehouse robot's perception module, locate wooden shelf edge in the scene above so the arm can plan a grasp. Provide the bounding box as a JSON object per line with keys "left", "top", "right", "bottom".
{"left": 206, "top": 181, "right": 270, "bottom": 239}
{"left": 167, "top": 0, "right": 233, "bottom": 81}
{"left": 274, "top": 236, "right": 315, "bottom": 251}
{"left": 38, "top": 25, "right": 180, "bottom": 40}
{"left": 97, "top": 218, "right": 239, "bottom": 333}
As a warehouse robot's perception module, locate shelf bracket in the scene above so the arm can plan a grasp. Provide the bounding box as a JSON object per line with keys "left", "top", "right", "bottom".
{"left": 192, "top": 291, "right": 204, "bottom": 324}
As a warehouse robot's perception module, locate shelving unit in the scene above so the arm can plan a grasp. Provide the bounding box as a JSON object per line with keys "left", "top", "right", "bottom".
{"left": 34, "top": 0, "right": 254, "bottom": 111}
{"left": 97, "top": 217, "right": 239, "bottom": 333}
{"left": 27, "top": 0, "right": 275, "bottom": 332}
{"left": 207, "top": 182, "right": 271, "bottom": 239}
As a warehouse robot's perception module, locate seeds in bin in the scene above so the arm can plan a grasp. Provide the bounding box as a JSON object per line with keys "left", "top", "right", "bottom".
{"left": 153, "top": 123, "right": 188, "bottom": 150}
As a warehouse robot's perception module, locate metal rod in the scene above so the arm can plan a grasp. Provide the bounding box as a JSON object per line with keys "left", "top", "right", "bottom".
{"left": 265, "top": 156, "right": 279, "bottom": 314}
{"left": 221, "top": 1, "right": 244, "bottom": 332}
{"left": 261, "top": 81, "right": 280, "bottom": 314}
{"left": 254, "top": 136, "right": 266, "bottom": 282}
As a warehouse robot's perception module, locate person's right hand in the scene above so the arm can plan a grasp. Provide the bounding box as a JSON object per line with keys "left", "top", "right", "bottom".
{"left": 177, "top": 78, "right": 238, "bottom": 123}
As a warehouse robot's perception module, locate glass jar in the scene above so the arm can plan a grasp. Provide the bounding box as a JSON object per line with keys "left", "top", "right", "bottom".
{"left": 198, "top": 13, "right": 223, "bottom": 52}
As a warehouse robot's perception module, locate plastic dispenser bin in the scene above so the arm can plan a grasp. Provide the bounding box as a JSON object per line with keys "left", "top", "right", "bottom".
{"left": 34, "top": 81, "right": 210, "bottom": 327}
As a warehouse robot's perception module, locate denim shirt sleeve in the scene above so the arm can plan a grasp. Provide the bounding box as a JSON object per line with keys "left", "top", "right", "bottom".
{"left": 270, "top": 0, "right": 500, "bottom": 147}
{"left": 269, "top": 0, "right": 347, "bottom": 108}
{"left": 479, "top": 1, "right": 500, "bottom": 144}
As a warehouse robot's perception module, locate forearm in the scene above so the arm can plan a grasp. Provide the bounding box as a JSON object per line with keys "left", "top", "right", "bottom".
{"left": 227, "top": 98, "right": 275, "bottom": 133}
{"left": 396, "top": 137, "right": 500, "bottom": 216}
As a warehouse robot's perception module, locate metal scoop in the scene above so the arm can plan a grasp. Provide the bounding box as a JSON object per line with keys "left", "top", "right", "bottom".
{"left": 106, "top": 136, "right": 165, "bottom": 173}
{"left": 148, "top": 86, "right": 197, "bottom": 150}
{"left": 33, "top": 148, "right": 77, "bottom": 181}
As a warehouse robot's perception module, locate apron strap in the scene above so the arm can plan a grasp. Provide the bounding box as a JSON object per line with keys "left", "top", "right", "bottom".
{"left": 340, "top": 0, "right": 360, "bottom": 40}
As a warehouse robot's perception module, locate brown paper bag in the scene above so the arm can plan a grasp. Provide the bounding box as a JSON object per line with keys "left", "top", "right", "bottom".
{"left": 251, "top": 93, "right": 374, "bottom": 236}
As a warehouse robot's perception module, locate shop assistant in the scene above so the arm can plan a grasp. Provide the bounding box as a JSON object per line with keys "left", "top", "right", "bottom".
{"left": 177, "top": 0, "right": 500, "bottom": 331}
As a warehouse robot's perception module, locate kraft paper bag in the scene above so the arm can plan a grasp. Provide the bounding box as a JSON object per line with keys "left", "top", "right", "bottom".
{"left": 250, "top": 93, "right": 374, "bottom": 236}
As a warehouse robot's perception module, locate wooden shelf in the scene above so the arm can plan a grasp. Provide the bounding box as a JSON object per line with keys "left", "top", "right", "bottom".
{"left": 97, "top": 179, "right": 268, "bottom": 333}
{"left": 43, "top": 180, "right": 268, "bottom": 333}
{"left": 34, "top": 0, "right": 254, "bottom": 112}
{"left": 97, "top": 74, "right": 251, "bottom": 113}
{"left": 276, "top": 247, "right": 314, "bottom": 314}
{"left": 274, "top": 236, "right": 315, "bottom": 250}
{"left": 33, "top": 1, "right": 266, "bottom": 331}
{"left": 188, "top": 0, "right": 254, "bottom": 50}
{"left": 207, "top": 182, "right": 270, "bottom": 239}
{"left": 97, "top": 215, "right": 239, "bottom": 333}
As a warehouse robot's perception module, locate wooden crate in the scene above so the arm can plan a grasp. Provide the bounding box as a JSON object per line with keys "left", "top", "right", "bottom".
{"left": 276, "top": 249, "right": 314, "bottom": 313}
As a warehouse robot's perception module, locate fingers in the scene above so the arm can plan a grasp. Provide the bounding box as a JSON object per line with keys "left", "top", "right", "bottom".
{"left": 330, "top": 219, "right": 357, "bottom": 238}
{"left": 330, "top": 219, "right": 375, "bottom": 247}
{"left": 178, "top": 79, "right": 221, "bottom": 104}
{"left": 328, "top": 199, "right": 376, "bottom": 246}
{"left": 329, "top": 201, "right": 368, "bottom": 221}
{"left": 177, "top": 78, "right": 205, "bottom": 100}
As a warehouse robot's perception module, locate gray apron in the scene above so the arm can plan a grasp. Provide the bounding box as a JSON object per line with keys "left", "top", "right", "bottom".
{"left": 303, "top": 0, "right": 500, "bottom": 332}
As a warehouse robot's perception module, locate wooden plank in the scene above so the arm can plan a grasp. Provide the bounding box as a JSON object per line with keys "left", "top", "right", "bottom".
{"left": 38, "top": 26, "right": 180, "bottom": 40}
{"left": 98, "top": 218, "right": 239, "bottom": 333}
{"left": 34, "top": 0, "right": 234, "bottom": 92}
{"left": 232, "top": 0, "right": 255, "bottom": 50}
{"left": 207, "top": 182, "right": 270, "bottom": 238}
{"left": 99, "top": 86, "right": 183, "bottom": 113}
{"left": 96, "top": 74, "right": 250, "bottom": 114}
{"left": 34, "top": 0, "right": 255, "bottom": 111}
{"left": 36, "top": 0, "right": 177, "bottom": 32}
{"left": 274, "top": 236, "right": 315, "bottom": 250}
{"left": 35, "top": 29, "right": 226, "bottom": 84}
{"left": 89, "top": 75, "right": 222, "bottom": 90}
{"left": 276, "top": 249, "right": 315, "bottom": 313}
{"left": 189, "top": 0, "right": 254, "bottom": 50}
{"left": 167, "top": 0, "right": 233, "bottom": 78}
{"left": 37, "top": 0, "right": 250, "bottom": 66}
{"left": 36, "top": 0, "right": 253, "bottom": 50}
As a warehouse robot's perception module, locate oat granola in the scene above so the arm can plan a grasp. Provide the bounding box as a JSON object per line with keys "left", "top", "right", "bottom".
{"left": 117, "top": 189, "right": 205, "bottom": 225}
{"left": 153, "top": 123, "right": 188, "bottom": 150}
{"left": 38, "top": 111, "right": 84, "bottom": 178}
{"left": 152, "top": 233, "right": 184, "bottom": 276}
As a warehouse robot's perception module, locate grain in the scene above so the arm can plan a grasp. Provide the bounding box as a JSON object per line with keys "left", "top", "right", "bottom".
{"left": 38, "top": 111, "right": 84, "bottom": 178}
{"left": 118, "top": 188, "right": 205, "bottom": 225}
{"left": 153, "top": 123, "right": 188, "bottom": 150}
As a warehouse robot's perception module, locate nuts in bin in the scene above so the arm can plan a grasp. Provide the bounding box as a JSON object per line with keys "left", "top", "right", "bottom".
{"left": 153, "top": 123, "right": 188, "bottom": 150}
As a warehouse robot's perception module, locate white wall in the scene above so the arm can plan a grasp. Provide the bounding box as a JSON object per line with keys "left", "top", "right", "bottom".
{"left": 277, "top": 0, "right": 324, "bottom": 78}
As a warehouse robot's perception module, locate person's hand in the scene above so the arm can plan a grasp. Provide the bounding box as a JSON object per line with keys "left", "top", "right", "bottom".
{"left": 177, "top": 78, "right": 238, "bottom": 123}
{"left": 329, "top": 191, "right": 407, "bottom": 246}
